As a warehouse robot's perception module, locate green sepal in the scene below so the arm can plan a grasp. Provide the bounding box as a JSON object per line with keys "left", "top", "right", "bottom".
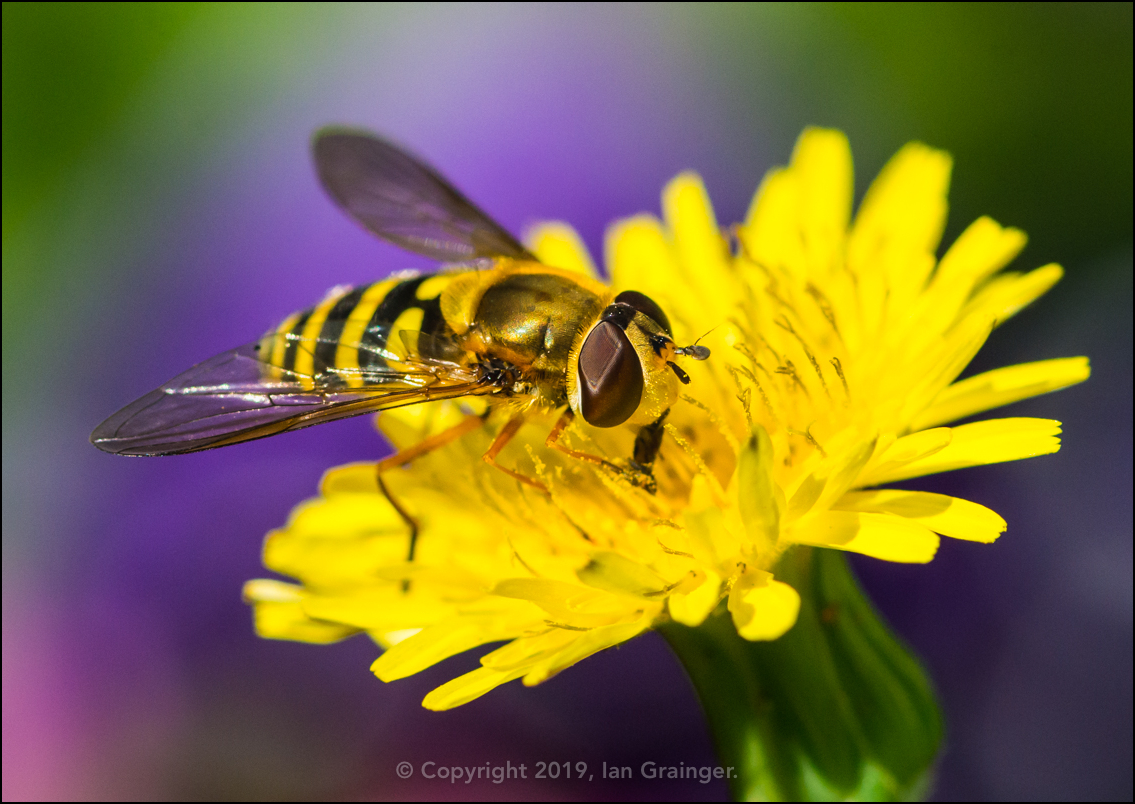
{"left": 659, "top": 547, "right": 942, "bottom": 801}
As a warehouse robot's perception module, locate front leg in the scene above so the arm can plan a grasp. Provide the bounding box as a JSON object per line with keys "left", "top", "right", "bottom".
{"left": 483, "top": 412, "right": 549, "bottom": 493}
{"left": 546, "top": 409, "right": 669, "bottom": 493}
{"left": 632, "top": 409, "right": 670, "bottom": 469}
{"left": 545, "top": 409, "right": 623, "bottom": 473}
{"left": 623, "top": 409, "right": 671, "bottom": 494}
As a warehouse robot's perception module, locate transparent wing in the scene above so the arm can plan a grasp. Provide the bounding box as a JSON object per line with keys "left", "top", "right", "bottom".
{"left": 313, "top": 129, "right": 536, "bottom": 262}
{"left": 91, "top": 340, "right": 494, "bottom": 456}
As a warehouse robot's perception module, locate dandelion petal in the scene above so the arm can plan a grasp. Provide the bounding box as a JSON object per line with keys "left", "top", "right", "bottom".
{"left": 791, "top": 511, "right": 940, "bottom": 563}
{"left": 836, "top": 490, "right": 1006, "bottom": 543}
{"left": 728, "top": 572, "right": 801, "bottom": 641}
{"left": 913, "top": 357, "right": 1090, "bottom": 429}
{"left": 524, "top": 221, "right": 598, "bottom": 277}
{"left": 243, "top": 579, "right": 359, "bottom": 644}
{"left": 866, "top": 418, "right": 1062, "bottom": 484}
{"left": 523, "top": 620, "right": 650, "bottom": 686}
{"left": 423, "top": 666, "right": 529, "bottom": 711}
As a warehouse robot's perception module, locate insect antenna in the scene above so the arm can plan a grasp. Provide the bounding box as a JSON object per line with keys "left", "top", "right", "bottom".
{"left": 674, "top": 325, "right": 717, "bottom": 360}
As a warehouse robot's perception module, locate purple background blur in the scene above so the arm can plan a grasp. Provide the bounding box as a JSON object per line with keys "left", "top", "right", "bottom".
{"left": 4, "top": 5, "right": 1131, "bottom": 800}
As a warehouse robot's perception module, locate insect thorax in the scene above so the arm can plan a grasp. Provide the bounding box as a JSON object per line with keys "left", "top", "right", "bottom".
{"left": 469, "top": 272, "right": 605, "bottom": 381}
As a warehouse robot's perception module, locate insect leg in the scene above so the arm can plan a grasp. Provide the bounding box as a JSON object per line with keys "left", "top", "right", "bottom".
{"left": 482, "top": 412, "right": 548, "bottom": 492}
{"left": 623, "top": 409, "right": 671, "bottom": 494}
{"left": 375, "top": 413, "right": 485, "bottom": 566}
{"left": 546, "top": 409, "right": 665, "bottom": 491}
{"left": 544, "top": 410, "right": 624, "bottom": 474}
{"left": 632, "top": 409, "right": 670, "bottom": 468}
{"left": 375, "top": 414, "right": 485, "bottom": 474}
{"left": 376, "top": 474, "right": 420, "bottom": 562}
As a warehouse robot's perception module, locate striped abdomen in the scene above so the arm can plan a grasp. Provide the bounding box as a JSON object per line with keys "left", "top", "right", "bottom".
{"left": 259, "top": 272, "right": 462, "bottom": 388}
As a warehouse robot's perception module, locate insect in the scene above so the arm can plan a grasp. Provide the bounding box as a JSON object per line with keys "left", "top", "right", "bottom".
{"left": 91, "top": 129, "right": 710, "bottom": 516}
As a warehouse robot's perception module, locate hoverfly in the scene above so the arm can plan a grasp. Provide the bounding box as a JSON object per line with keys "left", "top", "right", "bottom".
{"left": 92, "top": 130, "right": 710, "bottom": 525}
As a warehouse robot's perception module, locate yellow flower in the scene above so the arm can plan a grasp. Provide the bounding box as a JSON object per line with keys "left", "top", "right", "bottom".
{"left": 243, "top": 128, "right": 1089, "bottom": 710}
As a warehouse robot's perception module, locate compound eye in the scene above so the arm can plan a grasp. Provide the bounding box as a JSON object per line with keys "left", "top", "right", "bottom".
{"left": 577, "top": 320, "right": 644, "bottom": 427}
{"left": 613, "top": 290, "right": 672, "bottom": 335}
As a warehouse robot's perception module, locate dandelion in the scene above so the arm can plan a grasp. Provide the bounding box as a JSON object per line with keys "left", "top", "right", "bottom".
{"left": 244, "top": 128, "right": 1087, "bottom": 754}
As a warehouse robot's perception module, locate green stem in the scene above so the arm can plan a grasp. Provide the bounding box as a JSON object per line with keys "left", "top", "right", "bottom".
{"left": 659, "top": 548, "right": 942, "bottom": 802}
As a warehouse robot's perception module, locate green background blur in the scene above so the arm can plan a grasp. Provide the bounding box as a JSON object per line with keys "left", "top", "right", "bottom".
{"left": 4, "top": 4, "right": 1131, "bottom": 800}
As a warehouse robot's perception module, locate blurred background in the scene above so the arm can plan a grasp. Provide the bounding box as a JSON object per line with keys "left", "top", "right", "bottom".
{"left": 3, "top": 3, "right": 1130, "bottom": 800}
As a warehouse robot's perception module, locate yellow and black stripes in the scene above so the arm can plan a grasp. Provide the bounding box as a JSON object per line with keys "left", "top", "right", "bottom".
{"left": 333, "top": 279, "right": 400, "bottom": 387}
{"left": 260, "top": 273, "right": 461, "bottom": 388}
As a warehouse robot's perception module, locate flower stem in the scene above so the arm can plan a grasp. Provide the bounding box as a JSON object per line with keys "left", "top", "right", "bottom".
{"left": 659, "top": 547, "right": 941, "bottom": 801}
